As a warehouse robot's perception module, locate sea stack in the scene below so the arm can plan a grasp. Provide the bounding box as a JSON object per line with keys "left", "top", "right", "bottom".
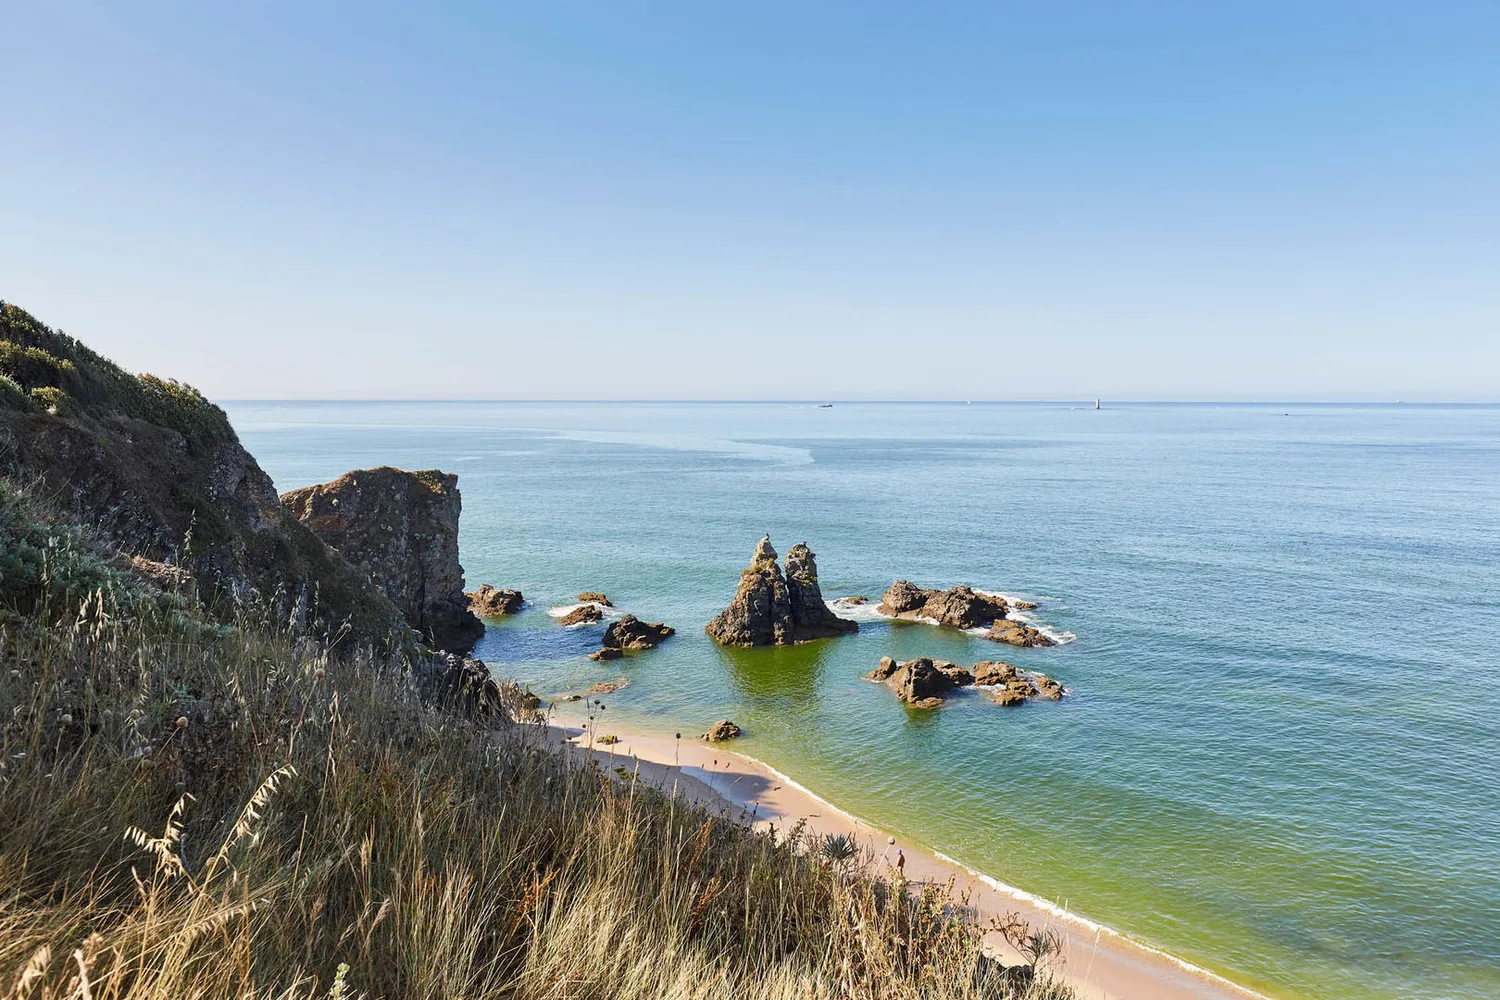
{"left": 706, "top": 537, "right": 858, "bottom": 646}
{"left": 281, "top": 467, "right": 484, "bottom": 652}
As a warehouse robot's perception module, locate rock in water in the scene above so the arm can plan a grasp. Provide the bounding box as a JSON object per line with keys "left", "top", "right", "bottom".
{"left": 602, "top": 614, "right": 674, "bottom": 650}
{"left": 703, "top": 720, "right": 742, "bottom": 742}
{"left": 877, "top": 580, "right": 1010, "bottom": 629}
{"left": 557, "top": 604, "right": 605, "bottom": 627}
{"left": 706, "top": 536, "right": 859, "bottom": 646}
{"left": 861, "top": 656, "right": 956, "bottom": 708}
{"left": 705, "top": 536, "right": 796, "bottom": 646}
{"left": 577, "top": 591, "right": 613, "bottom": 606}
{"left": 785, "top": 542, "right": 859, "bottom": 640}
{"left": 971, "top": 660, "right": 1018, "bottom": 685}
{"left": 468, "top": 584, "right": 523, "bottom": 616}
{"left": 875, "top": 579, "right": 1056, "bottom": 647}
{"left": 984, "top": 619, "right": 1056, "bottom": 648}
{"left": 281, "top": 467, "right": 484, "bottom": 652}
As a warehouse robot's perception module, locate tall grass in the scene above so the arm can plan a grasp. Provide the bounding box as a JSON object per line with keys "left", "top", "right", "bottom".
{"left": 1, "top": 588, "right": 1070, "bottom": 1000}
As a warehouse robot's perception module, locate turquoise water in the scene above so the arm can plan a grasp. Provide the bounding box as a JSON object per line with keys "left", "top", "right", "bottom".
{"left": 227, "top": 401, "right": 1500, "bottom": 1000}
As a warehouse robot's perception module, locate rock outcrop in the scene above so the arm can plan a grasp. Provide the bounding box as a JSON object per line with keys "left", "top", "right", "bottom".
{"left": 864, "top": 656, "right": 1068, "bottom": 709}
{"left": 468, "top": 584, "right": 523, "bottom": 617}
{"left": 586, "top": 613, "right": 673, "bottom": 661}
{"left": 863, "top": 656, "right": 956, "bottom": 708}
{"left": 785, "top": 543, "right": 860, "bottom": 640}
{"left": 876, "top": 580, "right": 1056, "bottom": 648}
{"left": 602, "top": 614, "right": 674, "bottom": 650}
{"left": 577, "top": 591, "right": 612, "bottom": 606}
{"left": 703, "top": 720, "right": 742, "bottom": 742}
{"left": 282, "top": 467, "right": 484, "bottom": 653}
{"left": 706, "top": 537, "right": 859, "bottom": 646}
{"left": 0, "top": 302, "right": 408, "bottom": 648}
{"left": 983, "top": 619, "right": 1055, "bottom": 648}
{"left": 558, "top": 604, "right": 605, "bottom": 627}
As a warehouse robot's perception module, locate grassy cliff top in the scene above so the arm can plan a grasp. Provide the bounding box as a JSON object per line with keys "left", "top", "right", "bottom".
{"left": 0, "top": 301, "right": 232, "bottom": 452}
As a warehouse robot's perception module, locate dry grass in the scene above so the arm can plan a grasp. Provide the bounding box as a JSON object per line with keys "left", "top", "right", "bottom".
{"left": 0, "top": 590, "right": 1071, "bottom": 1000}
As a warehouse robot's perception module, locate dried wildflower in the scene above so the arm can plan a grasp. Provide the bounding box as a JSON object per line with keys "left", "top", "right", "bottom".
{"left": 175, "top": 716, "right": 188, "bottom": 729}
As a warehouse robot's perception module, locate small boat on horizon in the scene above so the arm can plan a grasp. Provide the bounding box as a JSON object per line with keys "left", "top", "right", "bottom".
{"left": 819, "top": 402, "right": 834, "bottom": 408}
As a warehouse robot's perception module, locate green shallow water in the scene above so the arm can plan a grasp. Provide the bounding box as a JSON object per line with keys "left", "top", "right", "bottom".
{"left": 228, "top": 400, "right": 1500, "bottom": 1000}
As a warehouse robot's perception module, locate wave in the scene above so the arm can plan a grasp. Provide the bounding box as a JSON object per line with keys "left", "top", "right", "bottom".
{"left": 547, "top": 602, "right": 621, "bottom": 626}
{"left": 832, "top": 596, "right": 1075, "bottom": 644}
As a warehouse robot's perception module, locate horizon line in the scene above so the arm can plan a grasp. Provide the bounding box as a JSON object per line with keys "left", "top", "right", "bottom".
{"left": 217, "top": 398, "right": 1500, "bottom": 407}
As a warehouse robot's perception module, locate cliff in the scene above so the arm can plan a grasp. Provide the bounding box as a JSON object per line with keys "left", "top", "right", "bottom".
{"left": 0, "top": 302, "right": 407, "bottom": 647}
{"left": 281, "top": 467, "right": 484, "bottom": 652}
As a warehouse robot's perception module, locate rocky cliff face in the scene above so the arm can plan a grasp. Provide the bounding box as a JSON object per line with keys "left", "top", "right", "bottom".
{"left": 281, "top": 467, "right": 484, "bottom": 653}
{"left": 706, "top": 537, "right": 858, "bottom": 646}
{"left": 0, "top": 303, "right": 407, "bottom": 647}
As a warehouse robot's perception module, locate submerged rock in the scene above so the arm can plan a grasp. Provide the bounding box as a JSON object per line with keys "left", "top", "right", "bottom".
{"left": 703, "top": 720, "right": 742, "bottom": 742}
{"left": 468, "top": 584, "right": 524, "bottom": 617}
{"left": 557, "top": 604, "right": 605, "bottom": 627}
{"left": 281, "top": 467, "right": 483, "bottom": 652}
{"left": 586, "top": 646, "right": 622, "bottom": 661}
{"left": 706, "top": 537, "right": 859, "bottom": 646}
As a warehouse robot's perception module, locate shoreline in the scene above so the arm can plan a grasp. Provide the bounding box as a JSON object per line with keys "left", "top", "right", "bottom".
{"left": 544, "top": 707, "right": 1276, "bottom": 1000}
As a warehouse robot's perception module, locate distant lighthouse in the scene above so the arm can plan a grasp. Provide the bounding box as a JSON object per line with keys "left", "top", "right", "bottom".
{"left": 1094, "top": 398, "right": 1101, "bottom": 410}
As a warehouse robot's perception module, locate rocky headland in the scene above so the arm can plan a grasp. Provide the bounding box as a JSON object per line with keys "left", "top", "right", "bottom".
{"left": 706, "top": 537, "right": 858, "bottom": 646}
{"left": 876, "top": 579, "right": 1055, "bottom": 647}
{"left": 281, "top": 467, "right": 484, "bottom": 653}
{"left": 863, "top": 656, "right": 1066, "bottom": 709}
{"left": 0, "top": 303, "right": 410, "bottom": 648}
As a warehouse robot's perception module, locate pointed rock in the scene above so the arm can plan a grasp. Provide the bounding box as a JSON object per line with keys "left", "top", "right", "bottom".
{"left": 706, "top": 537, "right": 858, "bottom": 646}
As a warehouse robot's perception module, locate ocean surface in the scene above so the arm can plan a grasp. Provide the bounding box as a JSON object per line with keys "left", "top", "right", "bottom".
{"left": 226, "top": 400, "right": 1500, "bottom": 1000}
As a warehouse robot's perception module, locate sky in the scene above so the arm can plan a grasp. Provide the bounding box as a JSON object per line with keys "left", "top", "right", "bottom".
{"left": 2, "top": 1, "right": 1497, "bottom": 401}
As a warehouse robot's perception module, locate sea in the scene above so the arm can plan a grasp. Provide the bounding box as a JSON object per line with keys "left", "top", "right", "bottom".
{"left": 225, "top": 400, "right": 1500, "bottom": 1000}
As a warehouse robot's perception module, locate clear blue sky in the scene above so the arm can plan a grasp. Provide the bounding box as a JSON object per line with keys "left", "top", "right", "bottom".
{"left": 3, "top": 2, "right": 1496, "bottom": 400}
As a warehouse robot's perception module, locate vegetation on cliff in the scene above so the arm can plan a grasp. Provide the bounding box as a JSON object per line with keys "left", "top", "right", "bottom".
{"left": 0, "top": 303, "right": 409, "bottom": 649}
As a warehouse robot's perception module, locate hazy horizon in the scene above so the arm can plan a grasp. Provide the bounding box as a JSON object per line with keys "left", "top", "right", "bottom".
{"left": 4, "top": 2, "right": 1497, "bottom": 401}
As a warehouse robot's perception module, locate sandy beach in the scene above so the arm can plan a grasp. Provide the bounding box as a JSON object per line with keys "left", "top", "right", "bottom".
{"left": 543, "top": 709, "right": 1270, "bottom": 1000}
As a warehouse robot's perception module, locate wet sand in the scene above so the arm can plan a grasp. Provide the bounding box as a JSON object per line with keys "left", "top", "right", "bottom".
{"left": 543, "top": 711, "right": 1272, "bottom": 1000}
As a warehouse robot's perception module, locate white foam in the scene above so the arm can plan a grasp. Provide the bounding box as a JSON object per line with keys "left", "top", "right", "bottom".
{"left": 826, "top": 598, "right": 896, "bottom": 623}
{"left": 547, "top": 601, "right": 620, "bottom": 626}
